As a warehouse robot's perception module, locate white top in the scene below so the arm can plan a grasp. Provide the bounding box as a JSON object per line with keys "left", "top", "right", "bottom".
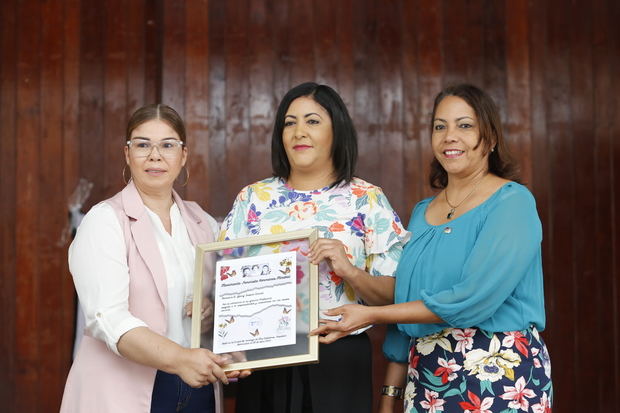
{"left": 69, "top": 201, "right": 219, "bottom": 355}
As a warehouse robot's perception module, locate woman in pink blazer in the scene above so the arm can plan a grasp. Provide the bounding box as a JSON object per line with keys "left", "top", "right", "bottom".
{"left": 61, "top": 104, "right": 246, "bottom": 413}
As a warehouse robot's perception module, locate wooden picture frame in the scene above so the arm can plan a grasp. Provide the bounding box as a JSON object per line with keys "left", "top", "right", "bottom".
{"left": 191, "top": 228, "right": 319, "bottom": 372}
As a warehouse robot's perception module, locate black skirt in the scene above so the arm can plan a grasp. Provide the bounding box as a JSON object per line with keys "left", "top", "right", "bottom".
{"left": 235, "top": 332, "right": 372, "bottom": 413}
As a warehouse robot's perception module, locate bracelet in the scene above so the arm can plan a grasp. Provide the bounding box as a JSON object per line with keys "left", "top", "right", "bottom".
{"left": 381, "top": 385, "right": 404, "bottom": 399}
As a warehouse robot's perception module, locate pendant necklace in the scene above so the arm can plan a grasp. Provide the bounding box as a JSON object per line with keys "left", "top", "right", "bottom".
{"left": 444, "top": 174, "right": 486, "bottom": 220}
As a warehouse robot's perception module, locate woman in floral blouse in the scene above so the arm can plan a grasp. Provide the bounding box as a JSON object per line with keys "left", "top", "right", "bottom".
{"left": 311, "top": 84, "right": 553, "bottom": 413}
{"left": 220, "top": 82, "right": 409, "bottom": 413}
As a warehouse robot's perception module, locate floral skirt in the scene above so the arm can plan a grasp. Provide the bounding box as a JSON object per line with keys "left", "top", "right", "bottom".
{"left": 405, "top": 327, "right": 552, "bottom": 413}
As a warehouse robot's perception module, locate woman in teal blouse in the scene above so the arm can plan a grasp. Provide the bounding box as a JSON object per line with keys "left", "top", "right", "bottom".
{"left": 311, "top": 84, "right": 552, "bottom": 412}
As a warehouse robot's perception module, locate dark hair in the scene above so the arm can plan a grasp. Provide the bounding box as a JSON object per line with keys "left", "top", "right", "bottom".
{"left": 126, "top": 104, "right": 187, "bottom": 143}
{"left": 429, "top": 84, "right": 520, "bottom": 188}
{"left": 271, "top": 82, "right": 358, "bottom": 186}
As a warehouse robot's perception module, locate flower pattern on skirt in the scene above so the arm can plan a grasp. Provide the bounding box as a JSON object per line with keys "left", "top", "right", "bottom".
{"left": 405, "top": 327, "right": 552, "bottom": 413}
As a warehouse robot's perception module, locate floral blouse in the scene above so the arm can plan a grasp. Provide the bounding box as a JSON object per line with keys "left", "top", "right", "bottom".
{"left": 220, "top": 176, "right": 410, "bottom": 329}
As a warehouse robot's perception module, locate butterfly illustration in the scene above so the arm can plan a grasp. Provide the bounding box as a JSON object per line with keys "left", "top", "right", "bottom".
{"left": 282, "top": 308, "right": 291, "bottom": 314}
{"left": 226, "top": 316, "right": 235, "bottom": 324}
{"left": 249, "top": 328, "right": 260, "bottom": 337}
{"left": 279, "top": 258, "right": 292, "bottom": 267}
{"left": 279, "top": 267, "right": 291, "bottom": 275}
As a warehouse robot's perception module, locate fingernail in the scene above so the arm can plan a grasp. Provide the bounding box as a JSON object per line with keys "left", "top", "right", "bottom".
{"left": 228, "top": 378, "right": 238, "bottom": 383}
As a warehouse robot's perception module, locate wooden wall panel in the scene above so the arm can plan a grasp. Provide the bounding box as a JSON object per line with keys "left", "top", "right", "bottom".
{"left": 14, "top": 0, "right": 42, "bottom": 410}
{"left": 185, "top": 0, "right": 211, "bottom": 207}
{"left": 224, "top": 1, "right": 251, "bottom": 204}
{"left": 612, "top": 0, "right": 620, "bottom": 402}
{"left": 1, "top": 1, "right": 620, "bottom": 412}
{"left": 400, "top": 1, "right": 422, "bottom": 213}
{"left": 247, "top": 0, "right": 276, "bottom": 185}
{"left": 39, "top": 0, "right": 68, "bottom": 409}
{"left": 592, "top": 1, "right": 615, "bottom": 408}
{"left": 0, "top": 0, "right": 17, "bottom": 410}
{"left": 569, "top": 2, "right": 597, "bottom": 411}
{"left": 544, "top": 1, "right": 577, "bottom": 411}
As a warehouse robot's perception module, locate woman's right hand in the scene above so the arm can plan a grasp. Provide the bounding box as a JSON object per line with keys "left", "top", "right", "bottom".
{"left": 173, "top": 347, "right": 231, "bottom": 388}
{"left": 309, "top": 304, "right": 374, "bottom": 344}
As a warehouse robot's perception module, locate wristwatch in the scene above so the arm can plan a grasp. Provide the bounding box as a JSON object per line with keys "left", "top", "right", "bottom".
{"left": 381, "top": 385, "right": 404, "bottom": 399}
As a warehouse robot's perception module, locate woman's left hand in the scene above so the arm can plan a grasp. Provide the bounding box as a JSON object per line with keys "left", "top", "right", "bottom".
{"left": 309, "top": 304, "right": 374, "bottom": 344}
{"left": 308, "top": 238, "right": 358, "bottom": 280}
{"left": 184, "top": 299, "right": 214, "bottom": 331}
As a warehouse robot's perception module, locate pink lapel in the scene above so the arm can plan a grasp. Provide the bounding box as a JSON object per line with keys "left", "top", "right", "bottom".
{"left": 120, "top": 182, "right": 168, "bottom": 308}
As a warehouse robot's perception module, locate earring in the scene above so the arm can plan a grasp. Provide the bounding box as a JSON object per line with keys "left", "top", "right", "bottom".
{"left": 178, "top": 166, "right": 189, "bottom": 187}
{"left": 122, "top": 165, "right": 132, "bottom": 185}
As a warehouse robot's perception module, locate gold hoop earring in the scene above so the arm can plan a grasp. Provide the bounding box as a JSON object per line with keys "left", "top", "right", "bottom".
{"left": 122, "top": 165, "right": 132, "bottom": 185}
{"left": 178, "top": 166, "right": 189, "bottom": 187}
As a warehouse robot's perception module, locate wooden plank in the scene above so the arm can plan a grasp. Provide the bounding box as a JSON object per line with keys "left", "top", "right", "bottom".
{"left": 60, "top": 0, "right": 81, "bottom": 385}
{"left": 414, "top": 0, "right": 443, "bottom": 200}
{"left": 611, "top": 0, "right": 620, "bottom": 403}
{"left": 400, "top": 0, "right": 422, "bottom": 222}
{"left": 38, "top": 0, "right": 67, "bottom": 409}
{"left": 464, "top": 0, "right": 485, "bottom": 87}
{"left": 161, "top": 0, "right": 187, "bottom": 197}
{"left": 482, "top": 0, "right": 507, "bottom": 153}
{"left": 161, "top": 0, "right": 186, "bottom": 115}
{"left": 14, "top": 0, "right": 41, "bottom": 410}
{"left": 566, "top": 2, "right": 597, "bottom": 411}
{"left": 441, "top": 0, "right": 468, "bottom": 86}
{"left": 311, "top": 0, "right": 338, "bottom": 86}
{"left": 247, "top": 0, "right": 275, "bottom": 183}
{"left": 504, "top": 0, "right": 532, "bottom": 185}
{"left": 269, "top": 0, "right": 291, "bottom": 108}
{"left": 592, "top": 0, "right": 614, "bottom": 408}
{"left": 78, "top": 0, "right": 105, "bottom": 210}
{"left": 540, "top": 0, "right": 577, "bottom": 410}
{"left": 611, "top": 0, "right": 620, "bottom": 402}
{"left": 335, "top": 0, "right": 354, "bottom": 111}
{"left": 184, "top": 0, "right": 210, "bottom": 207}
{"left": 0, "top": 0, "right": 17, "bottom": 409}
{"left": 376, "top": 0, "right": 404, "bottom": 217}
{"left": 126, "top": 0, "right": 147, "bottom": 111}
{"left": 224, "top": 0, "right": 250, "bottom": 204}
{"left": 103, "top": 0, "right": 128, "bottom": 198}
{"left": 207, "top": 0, "right": 228, "bottom": 216}
{"left": 352, "top": 0, "right": 380, "bottom": 186}
{"left": 288, "top": 0, "right": 315, "bottom": 85}
{"left": 144, "top": 0, "right": 161, "bottom": 104}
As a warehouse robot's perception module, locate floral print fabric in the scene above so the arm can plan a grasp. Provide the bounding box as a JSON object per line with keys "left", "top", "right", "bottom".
{"left": 405, "top": 327, "right": 552, "bottom": 413}
{"left": 220, "top": 176, "right": 409, "bottom": 322}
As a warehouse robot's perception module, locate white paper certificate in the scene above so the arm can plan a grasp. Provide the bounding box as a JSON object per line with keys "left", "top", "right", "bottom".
{"left": 213, "top": 251, "right": 297, "bottom": 353}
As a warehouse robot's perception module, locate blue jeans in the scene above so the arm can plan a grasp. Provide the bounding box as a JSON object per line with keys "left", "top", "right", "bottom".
{"left": 151, "top": 370, "right": 215, "bottom": 413}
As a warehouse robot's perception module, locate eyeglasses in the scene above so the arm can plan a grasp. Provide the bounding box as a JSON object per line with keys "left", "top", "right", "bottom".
{"left": 126, "top": 139, "right": 185, "bottom": 158}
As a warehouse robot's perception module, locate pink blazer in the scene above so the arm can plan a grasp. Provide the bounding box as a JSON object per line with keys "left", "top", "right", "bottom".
{"left": 60, "top": 182, "right": 222, "bottom": 413}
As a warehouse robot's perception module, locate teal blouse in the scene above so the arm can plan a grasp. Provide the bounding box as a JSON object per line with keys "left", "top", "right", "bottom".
{"left": 383, "top": 182, "right": 546, "bottom": 362}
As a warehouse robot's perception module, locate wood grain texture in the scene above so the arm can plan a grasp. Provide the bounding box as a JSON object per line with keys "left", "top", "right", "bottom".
{"left": 0, "top": 1, "right": 17, "bottom": 410}
{"left": 14, "top": 0, "right": 41, "bottom": 410}
{"left": 0, "top": 1, "right": 619, "bottom": 412}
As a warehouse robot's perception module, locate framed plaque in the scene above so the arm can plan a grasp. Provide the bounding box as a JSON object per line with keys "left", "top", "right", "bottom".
{"left": 191, "top": 228, "right": 319, "bottom": 372}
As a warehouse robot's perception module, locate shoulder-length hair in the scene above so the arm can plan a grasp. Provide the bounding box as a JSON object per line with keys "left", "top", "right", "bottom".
{"left": 126, "top": 104, "right": 187, "bottom": 143}
{"left": 429, "top": 84, "right": 520, "bottom": 189}
{"left": 271, "top": 82, "right": 357, "bottom": 186}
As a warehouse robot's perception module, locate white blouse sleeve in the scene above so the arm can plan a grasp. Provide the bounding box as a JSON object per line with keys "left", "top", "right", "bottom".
{"left": 69, "top": 202, "right": 148, "bottom": 356}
